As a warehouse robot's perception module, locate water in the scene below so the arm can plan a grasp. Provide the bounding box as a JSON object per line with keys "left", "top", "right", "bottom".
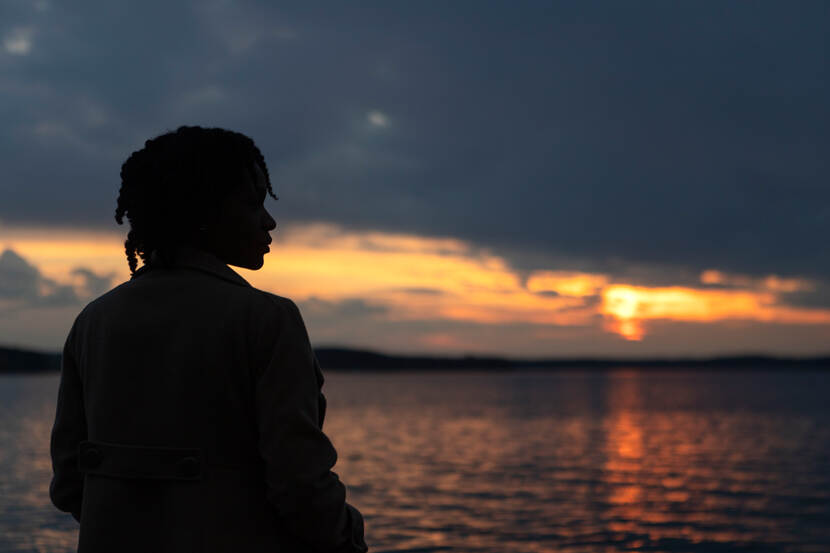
{"left": 1, "top": 369, "right": 829, "bottom": 553}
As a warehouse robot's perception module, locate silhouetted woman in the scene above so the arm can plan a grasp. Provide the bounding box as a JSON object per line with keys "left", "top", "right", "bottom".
{"left": 49, "top": 126, "right": 368, "bottom": 553}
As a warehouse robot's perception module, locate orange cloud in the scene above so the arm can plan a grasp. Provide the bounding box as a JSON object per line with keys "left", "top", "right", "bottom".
{"left": 5, "top": 222, "right": 830, "bottom": 348}
{"left": 700, "top": 269, "right": 813, "bottom": 293}
{"left": 601, "top": 284, "right": 830, "bottom": 341}
{"left": 241, "top": 224, "right": 594, "bottom": 326}
{"left": 0, "top": 225, "right": 129, "bottom": 283}
{"left": 526, "top": 271, "right": 608, "bottom": 297}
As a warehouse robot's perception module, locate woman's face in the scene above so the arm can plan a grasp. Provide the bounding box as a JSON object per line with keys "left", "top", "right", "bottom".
{"left": 205, "top": 162, "right": 276, "bottom": 270}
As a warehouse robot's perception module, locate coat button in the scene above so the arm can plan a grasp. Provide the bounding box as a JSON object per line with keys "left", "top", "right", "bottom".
{"left": 176, "top": 456, "right": 200, "bottom": 478}
{"left": 82, "top": 447, "right": 103, "bottom": 469}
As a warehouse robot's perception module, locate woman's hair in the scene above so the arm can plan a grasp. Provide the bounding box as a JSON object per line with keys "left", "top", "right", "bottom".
{"left": 115, "top": 125, "right": 277, "bottom": 275}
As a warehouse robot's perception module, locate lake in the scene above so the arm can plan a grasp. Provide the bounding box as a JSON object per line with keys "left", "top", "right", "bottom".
{"left": 1, "top": 369, "right": 829, "bottom": 553}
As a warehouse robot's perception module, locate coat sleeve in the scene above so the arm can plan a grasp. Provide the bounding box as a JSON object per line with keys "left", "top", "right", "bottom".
{"left": 49, "top": 317, "right": 87, "bottom": 523}
{"left": 253, "top": 297, "right": 367, "bottom": 553}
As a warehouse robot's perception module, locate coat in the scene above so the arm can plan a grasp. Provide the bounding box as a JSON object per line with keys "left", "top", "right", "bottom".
{"left": 49, "top": 246, "right": 368, "bottom": 553}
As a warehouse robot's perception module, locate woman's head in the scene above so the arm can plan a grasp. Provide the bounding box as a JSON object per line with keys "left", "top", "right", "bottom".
{"left": 115, "top": 126, "right": 277, "bottom": 275}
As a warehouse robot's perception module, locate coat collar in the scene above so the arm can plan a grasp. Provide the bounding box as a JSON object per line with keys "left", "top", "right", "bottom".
{"left": 131, "top": 246, "right": 252, "bottom": 288}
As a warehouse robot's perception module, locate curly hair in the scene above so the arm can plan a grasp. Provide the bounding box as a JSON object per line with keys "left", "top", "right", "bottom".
{"left": 114, "top": 125, "right": 277, "bottom": 275}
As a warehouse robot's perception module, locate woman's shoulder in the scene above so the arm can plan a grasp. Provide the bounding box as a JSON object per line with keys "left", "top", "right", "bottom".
{"left": 248, "top": 288, "right": 304, "bottom": 320}
{"left": 73, "top": 279, "right": 132, "bottom": 319}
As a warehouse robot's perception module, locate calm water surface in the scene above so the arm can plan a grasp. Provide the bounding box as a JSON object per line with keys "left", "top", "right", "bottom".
{"left": 1, "top": 369, "right": 829, "bottom": 553}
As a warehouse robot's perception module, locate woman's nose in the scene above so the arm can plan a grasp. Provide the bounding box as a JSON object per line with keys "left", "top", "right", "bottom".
{"left": 264, "top": 211, "right": 277, "bottom": 231}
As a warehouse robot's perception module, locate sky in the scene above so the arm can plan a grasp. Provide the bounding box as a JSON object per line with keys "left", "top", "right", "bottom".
{"left": 1, "top": 1, "right": 829, "bottom": 357}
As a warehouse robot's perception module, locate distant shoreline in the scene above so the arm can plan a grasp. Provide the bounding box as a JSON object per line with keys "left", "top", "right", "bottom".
{"left": 2, "top": 344, "right": 830, "bottom": 373}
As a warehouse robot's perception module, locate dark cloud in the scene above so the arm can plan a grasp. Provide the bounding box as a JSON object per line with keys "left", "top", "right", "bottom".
{"left": 0, "top": 248, "right": 114, "bottom": 309}
{"left": 1, "top": 2, "right": 828, "bottom": 282}
{"left": 70, "top": 267, "right": 117, "bottom": 298}
{"left": 533, "top": 290, "right": 560, "bottom": 298}
{"left": 0, "top": 248, "right": 78, "bottom": 307}
{"left": 776, "top": 282, "right": 830, "bottom": 310}
{"left": 0, "top": 248, "right": 40, "bottom": 300}
{"left": 397, "top": 287, "right": 444, "bottom": 296}
{"left": 0, "top": 249, "right": 80, "bottom": 308}
{"left": 299, "top": 296, "right": 388, "bottom": 319}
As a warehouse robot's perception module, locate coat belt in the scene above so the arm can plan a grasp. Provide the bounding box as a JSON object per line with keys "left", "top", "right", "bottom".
{"left": 77, "top": 440, "right": 207, "bottom": 481}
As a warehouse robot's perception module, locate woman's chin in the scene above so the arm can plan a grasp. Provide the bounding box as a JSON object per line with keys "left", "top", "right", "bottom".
{"left": 246, "top": 256, "right": 265, "bottom": 270}
{"left": 229, "top": 254, "right": 265, "bottom": 271}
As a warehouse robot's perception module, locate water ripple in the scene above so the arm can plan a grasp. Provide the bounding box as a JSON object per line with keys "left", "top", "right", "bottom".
{"left": 1, "top": 370, "right": 829, "bottom": 552}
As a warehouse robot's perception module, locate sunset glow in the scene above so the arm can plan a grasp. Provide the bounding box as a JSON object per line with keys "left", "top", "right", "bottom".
{"left": 526, "top": 271, "right": 609, "bottom": 297}
{"left": 601, "top": 284, "right": 830, "bottom": 341}
{"left": 3, "top": 222, "right": 830, "bottom": 351}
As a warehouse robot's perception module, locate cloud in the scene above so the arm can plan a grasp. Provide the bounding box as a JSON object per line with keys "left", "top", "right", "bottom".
{"left": 299, "top": 295, "right": 388, "bottom": 319}
{"left": 367, "top": 110, "right": 390, "bottom": 129}
{"left": 3, "top": 27, "right": 32, "bottom": 55}
{"left": 195, "top": 1, "right": 297, "bottom": 54}
{"left": 295, "top": 296, "right": 390, "bottom": 348}
{"left": 70, "top": 267, "right": 116, "bottom": 298}
{"left": 0, "top": 246, "right": 118, "bottom": 350}
{"left": 397, "top": 287, "right": 444, "bottom": 296}
{"left": 4, "top": 224, "right": 830, "bottom": 355}
{"left": 699, "top": 269, "right": 814, "bottom": 293}
{"left": 0, "top": 248, "right": 114, "bottom": 310}
{"left": 526, "top": 271, "right": 608, "bottom": 297}
{"left": 599, "top": 283, "right": 830, "bottom": 342}
{"left": 0, "top": 248, "right": 41, "bottom": 300}
{"left": 0, "top": 248, "right": 80, "bottom": 307}
{"left": 0, "top": 1, "right": 827, "bottom": 294}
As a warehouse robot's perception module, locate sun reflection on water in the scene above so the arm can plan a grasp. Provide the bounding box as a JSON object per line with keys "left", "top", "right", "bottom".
{"left": 2, "top": 371, "right": 830, "bottom": 553}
